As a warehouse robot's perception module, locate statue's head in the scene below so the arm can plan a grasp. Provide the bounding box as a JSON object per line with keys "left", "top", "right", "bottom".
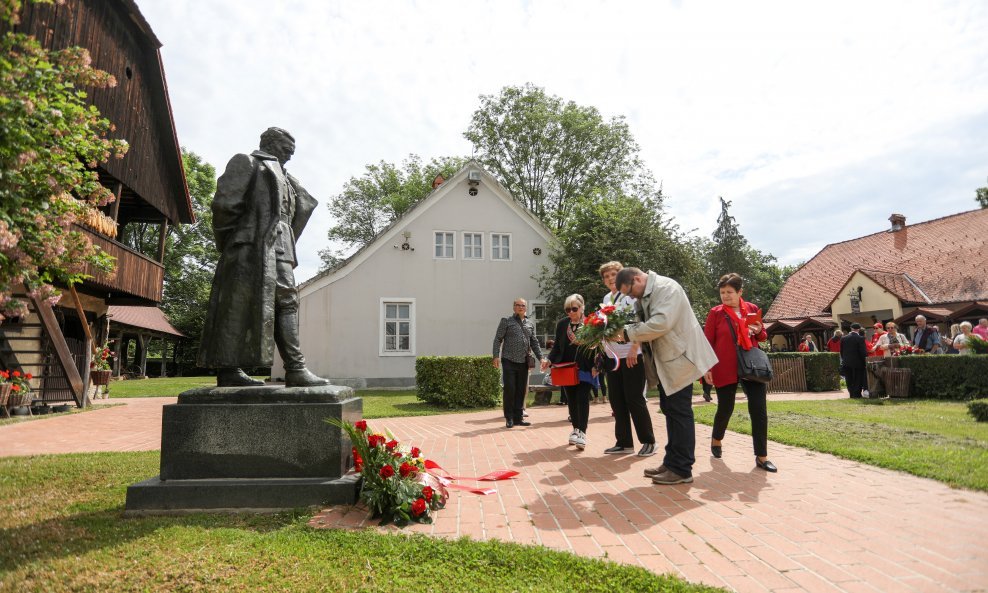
{"left": 259, "top": 127, "right": 295, "bottom": 166}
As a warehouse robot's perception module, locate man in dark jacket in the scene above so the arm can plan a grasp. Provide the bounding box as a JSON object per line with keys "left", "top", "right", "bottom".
{"left": 840, "top": 323, "right": 868, "bottom": 398}
{"left": 198, "top": 127, "right": 328, "bottom": 387}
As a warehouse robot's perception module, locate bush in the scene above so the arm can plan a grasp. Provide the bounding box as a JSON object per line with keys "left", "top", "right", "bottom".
{"left": 897, "top": 355, "right": 988, "bottom": 400}
{"left": 969, "top": 399, "right": 988, "bottom": 422}
{"left": 767, "top": 352, "right": 840, "bottom": 391}
{"left": 415, "top": 356, "right": 500, "bottom": 408}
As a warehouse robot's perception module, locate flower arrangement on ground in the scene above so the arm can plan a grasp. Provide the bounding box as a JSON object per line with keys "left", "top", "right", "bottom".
{"left": 0, "top": 369, "right": 33, "bottom": 406}
{"left": 573, "top": 304, "right": 636, "bottom": 357}
{"left": 328, "top": 418, "right": 447, "bottom": 526}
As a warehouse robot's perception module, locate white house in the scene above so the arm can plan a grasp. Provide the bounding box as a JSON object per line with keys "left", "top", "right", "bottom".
{"left": 276, "top": 162, "right": 554, "bottom": 387}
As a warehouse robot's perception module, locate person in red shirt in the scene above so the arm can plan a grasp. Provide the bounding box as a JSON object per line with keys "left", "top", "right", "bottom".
{"left": 827, "top": 330, "right": 843, "bottom": 353}
{"left": 868, "top": 323, "right": 887, "bottom": 357}
{"left": 703, "top": 273, "right": 776, "bottom": 473}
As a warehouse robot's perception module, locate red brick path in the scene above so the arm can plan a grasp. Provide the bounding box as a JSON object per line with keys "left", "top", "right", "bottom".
{"left": 2, "top": 394, "right": 986, "bottom": 592}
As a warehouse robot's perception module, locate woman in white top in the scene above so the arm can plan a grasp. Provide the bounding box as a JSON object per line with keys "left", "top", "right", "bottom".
{"left": 874, "top": 322, "right": 909, "bottom": 356}
{"left": 953, "top": 321, "right": 976, "bottom": 355}
{"left": 598, "top": 261, "right": 656, "bottom": 457}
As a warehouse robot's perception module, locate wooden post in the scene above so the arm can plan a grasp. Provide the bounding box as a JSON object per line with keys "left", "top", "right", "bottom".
{"left": 114, "top": 331, "right": 124, "bottom": 376}
{"left": 157, "top": 219, "right": 169, "bottom": 263}
{"left": 110, "top": 181, "right": 123, "bottom": 226}
{"left": 137, "top": 333, "right": 148, "bottom": 377}
{"left": 68, "top": 285, "right": 97, "bottom": 355}
{"left": 160, "top": 337, "right": 168, "bottom": 377}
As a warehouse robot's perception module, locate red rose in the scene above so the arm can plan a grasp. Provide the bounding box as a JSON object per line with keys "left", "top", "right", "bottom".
{"left": 354, "top": 420, "right": 368, "bottom": 432}
{"left": 392, "top": 451, "right": 402, "bottom": 459}
{"left": 379, "top": 465, "right": 395, "bottom": 478}
{"left": 600, "top": 305, "right": 616, "bottom": 315}
{"left": 353, "top": 456, "right": 363, "bottom": 472}
{"left": 12, "top": 385, "right": 20, "bottom": 392}
{"left": 422, "top": 486, "right": 434, "bottom": 502}
{"left": 411, "top": 498, "right": 427, "bottom": 517}
{"left": 410, "top": 447, "right": 421, "bottom": 458}
{"left": 25, "top": 373, "right": 32, "bottom": 380}
{"left": 367, "top": 434, "right": 385, "bottom": 448}
{"left": 399, "top": 462, "right": 415, "bottom": 478}
{"left": 12, "top": 371, "right": 20, "bottom": 377}
{"left": 385, "top": 439, "right": 399, "bottom": 451}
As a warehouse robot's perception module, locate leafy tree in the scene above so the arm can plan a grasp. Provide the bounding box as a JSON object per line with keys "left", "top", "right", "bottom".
{"left": 976, "top": 177, "right": 988, "bottom": 209}
{"left": 0, "top": 1, "right": 127, "bottom": 320}
{"left": 159, "top": 149, "right": 219, "bottom": 370}
{"left": 320, "top": 154, "right": 466, "bottom": 269}
{"left": 538, "top": 192, "right": 708, "bottom": 321}
{"left": 704, "top": 197, "right": 791, "bottom": 310}
{"left": 464, "top": 84, "right": 658, "bottom": 231}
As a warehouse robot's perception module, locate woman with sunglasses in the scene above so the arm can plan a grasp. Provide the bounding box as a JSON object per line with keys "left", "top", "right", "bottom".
{"left": 542, "top": 294, "right": 597, "bottom": 450}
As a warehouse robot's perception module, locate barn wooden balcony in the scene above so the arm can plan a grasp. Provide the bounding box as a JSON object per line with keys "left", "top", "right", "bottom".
{"left": 76, "top": 224, "right": 164, "bottom": 303}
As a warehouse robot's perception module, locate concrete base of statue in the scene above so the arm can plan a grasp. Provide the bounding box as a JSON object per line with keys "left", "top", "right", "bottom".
{"left": 125, "top": 384, "right": 362, "bottom": 514}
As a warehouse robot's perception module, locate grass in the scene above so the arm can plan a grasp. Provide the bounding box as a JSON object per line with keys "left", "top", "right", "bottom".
{"left": 693, "top": 398, "right": 988, "bottom": 491}
{"left": 0, "top": 453, "right": 721, "bottom": 593}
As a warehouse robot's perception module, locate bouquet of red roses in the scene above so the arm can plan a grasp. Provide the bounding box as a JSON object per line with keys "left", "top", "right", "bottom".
{"left": 573, "top": 304, "right": 635, "bottom": 358}
{"left": 328, "top": 418, "right": 446, "bottom": 526}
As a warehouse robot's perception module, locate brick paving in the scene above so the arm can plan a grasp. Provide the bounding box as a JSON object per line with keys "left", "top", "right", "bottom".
{"left": 1, "top": 392, "right": 986, "bottom": 592}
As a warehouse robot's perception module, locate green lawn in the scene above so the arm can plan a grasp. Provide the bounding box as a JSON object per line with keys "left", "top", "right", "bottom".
{"left": 694, "top": 398, "right": 988, "bottom": 491}
{"left": 0, "top": 453, "right": 720, "bottom": 593}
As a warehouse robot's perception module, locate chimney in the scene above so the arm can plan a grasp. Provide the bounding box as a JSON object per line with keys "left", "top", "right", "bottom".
{"left": 889, "top": 213, "right": 906, "bottom": 232}
{"left": 431, "top": 174, "right": 445, "bottom": 189}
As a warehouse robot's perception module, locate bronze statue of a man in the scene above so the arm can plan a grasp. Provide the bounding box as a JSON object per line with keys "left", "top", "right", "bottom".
{"left": 198, "top": 127, "right": 329, "bottom": 388}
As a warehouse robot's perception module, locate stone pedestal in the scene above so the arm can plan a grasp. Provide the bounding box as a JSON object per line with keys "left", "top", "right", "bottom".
{"left": 126, "top": 384, "right": 362, "bottom": 513}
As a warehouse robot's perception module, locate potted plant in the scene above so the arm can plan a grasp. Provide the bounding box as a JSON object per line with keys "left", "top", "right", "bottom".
{"left": 1, "top": 369, "right": 33, "bottom": 415}
{"left": 90, "top": 341, "right": 114, "bottom": 386}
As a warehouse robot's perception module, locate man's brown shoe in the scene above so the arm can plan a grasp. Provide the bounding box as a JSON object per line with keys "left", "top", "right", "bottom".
{"left": 643, "top": 465, "right": 667, "bottom": 478}
{"left": 651, "top": 470, "right": 693, "bottom": 485}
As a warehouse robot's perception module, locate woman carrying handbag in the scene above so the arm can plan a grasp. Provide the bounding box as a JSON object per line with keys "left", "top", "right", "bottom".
{"left": 542, "top": 294, "right": 597, "bottom": 450}
{"left": 702, "top": 273, "right": 777, "bottom": 473}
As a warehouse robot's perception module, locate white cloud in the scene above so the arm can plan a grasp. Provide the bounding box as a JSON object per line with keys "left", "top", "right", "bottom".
{"left": 137, "top": 0, "right": 988, "bottom": 278}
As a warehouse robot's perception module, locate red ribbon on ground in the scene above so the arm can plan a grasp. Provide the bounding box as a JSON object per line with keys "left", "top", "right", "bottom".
{"left": 423, "top": 460, "right": 518, "bottom": 495}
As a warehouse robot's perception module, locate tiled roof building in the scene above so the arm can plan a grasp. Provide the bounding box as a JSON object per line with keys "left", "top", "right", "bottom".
{"left": 765, "top": 209, "right": 988, "bottom": 348}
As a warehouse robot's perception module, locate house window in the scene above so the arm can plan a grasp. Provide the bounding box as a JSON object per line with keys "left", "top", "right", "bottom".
{"left": 434, "top": 231, "right": 454, "bottom": 259}
{"left": 463, "top": 232, "right": 483, "bottom": 259}
{"left": 531, "top": 302, "right": 552, "bottom": 347}
{"left": 381, "top": 299, "right": 414, "bottom": 355}
{"left": 491, "top": 233, "right": 511, "bottom": 261}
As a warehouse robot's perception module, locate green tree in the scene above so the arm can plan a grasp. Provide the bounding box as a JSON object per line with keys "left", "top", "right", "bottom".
{"left": 158, "top": 149, "right": 219, "bottom": 370}
{"left": 320, "top": 154, "right": 466, "bottom": 269}
{"left": 0, "top": 1, "right": 127, "bottom": 319}
{"left": 704, "top": 197, "right": 791, "bottom": 310}
{"left": 538, "top": 192, "right": 708, "bottom": 321}
{"left": 976, "top": 177, "right": 988, "bottom": 209}
{"left": 464, "top": 84, "right": 658, "bottom": 231}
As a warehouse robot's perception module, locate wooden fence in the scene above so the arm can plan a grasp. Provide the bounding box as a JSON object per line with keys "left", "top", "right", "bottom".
{"left": 767, "top": 357, "right": 807, "bottom": 393}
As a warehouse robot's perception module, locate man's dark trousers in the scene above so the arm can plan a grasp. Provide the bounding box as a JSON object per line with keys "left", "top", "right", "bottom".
{"left": 501, "top": 360, "right": 528, "bottom": 422}
{"left": 658, "top": 383, "right": 695, "bottom": 477}
{"left": 846, "top": 367, "right": 865, "bottom": 398}
{"left": 606, "top": 357, "right": 654, "bottom": 447}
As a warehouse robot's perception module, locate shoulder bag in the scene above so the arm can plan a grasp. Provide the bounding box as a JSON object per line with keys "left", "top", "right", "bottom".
{"left": 724, "top": 311, "right": 773, "bottom": 384}
{"left": 512, "top": 315, "right": 536, "bottom": 369}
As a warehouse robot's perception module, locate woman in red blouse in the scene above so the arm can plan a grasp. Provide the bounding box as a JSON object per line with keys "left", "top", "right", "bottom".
{"left": 703, "top": 273, "right": 777, "bottom": 472}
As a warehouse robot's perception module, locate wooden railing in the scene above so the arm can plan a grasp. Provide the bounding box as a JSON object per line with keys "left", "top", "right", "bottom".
{"left": 76, "top": 225, "right": 164, "bottom": 303}
{"left": 767, "top": 357, "right": 808, "bottom": 393}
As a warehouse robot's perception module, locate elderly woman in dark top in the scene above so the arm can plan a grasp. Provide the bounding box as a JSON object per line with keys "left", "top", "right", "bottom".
{"left": 542, "top": 294, "right": 597, "bottom": 450}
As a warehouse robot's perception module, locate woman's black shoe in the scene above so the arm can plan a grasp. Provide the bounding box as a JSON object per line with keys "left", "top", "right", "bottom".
{"left": 756, "top": 458, "right": 777, "bottom": 472}
{"left": 711, "top": 445, "right": 722, "bottom": 458}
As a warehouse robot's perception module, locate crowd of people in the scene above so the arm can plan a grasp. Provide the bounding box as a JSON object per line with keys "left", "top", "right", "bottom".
{"left": 492, "top": 262, "right": 779, "bottom": 487}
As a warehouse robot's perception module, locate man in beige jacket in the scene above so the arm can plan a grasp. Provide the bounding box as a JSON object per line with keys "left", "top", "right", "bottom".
{"left": 616, "top": 267, "right": 718, "bottom": 485}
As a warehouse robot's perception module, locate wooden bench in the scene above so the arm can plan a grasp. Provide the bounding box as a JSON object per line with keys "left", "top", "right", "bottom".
{"left": 528, "top": 384, "right": 562, "bottom": 406}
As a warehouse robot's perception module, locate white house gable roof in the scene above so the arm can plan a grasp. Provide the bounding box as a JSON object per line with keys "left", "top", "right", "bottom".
{"left": 299, "top": 160, "right": 554, "bottom": 297}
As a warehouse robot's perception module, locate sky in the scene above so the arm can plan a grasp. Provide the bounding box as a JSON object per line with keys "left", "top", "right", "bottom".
{"left": 137, "top": 0, "right": 988, "bottom": 283}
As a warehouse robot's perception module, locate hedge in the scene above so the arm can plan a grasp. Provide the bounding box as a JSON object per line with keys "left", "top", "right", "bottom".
{"left": 415, "top": 356, "right": 501, "bottom": 408}
{"left": 767, "top": 352, "right": 841, "bottom": 391}
{"left": 969, "top": 399, "right": 988, "bottom": 422}
{"left": 896, "top": 355, "right": 988, "bottom": 400}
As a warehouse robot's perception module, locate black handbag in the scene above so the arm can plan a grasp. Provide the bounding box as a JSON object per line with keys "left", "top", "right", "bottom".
{"left": 724, "top": 312, "right": 773, "bottom": 384}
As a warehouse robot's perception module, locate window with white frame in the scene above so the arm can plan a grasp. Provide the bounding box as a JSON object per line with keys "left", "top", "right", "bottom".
{"left": 463, "top": 232, "right": 483, "bottom": 259}
{"left": 381, "top": 299, "right": 414, "bottom": 355}
{"left": 434, "top": 231, "right": 454, "bottom": 259}
{"left": 531, "top": 302, "right": 552, "bottom": 347}
{"left": 491, "top": 233, "right": 511, "bottom": 260}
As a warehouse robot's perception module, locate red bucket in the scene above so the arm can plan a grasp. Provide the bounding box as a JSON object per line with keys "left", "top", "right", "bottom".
{"left": 550, "top": 363, "right": 579, "bottom": 387}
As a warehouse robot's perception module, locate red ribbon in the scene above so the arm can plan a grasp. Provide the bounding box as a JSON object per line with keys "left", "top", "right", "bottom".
{"left": 423, "top": 460, "right": 518, "bottom": 495}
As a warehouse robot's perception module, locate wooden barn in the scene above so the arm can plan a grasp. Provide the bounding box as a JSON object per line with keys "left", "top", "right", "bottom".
{"left": 0, "top": 0, "right": 192, "bottom": 410}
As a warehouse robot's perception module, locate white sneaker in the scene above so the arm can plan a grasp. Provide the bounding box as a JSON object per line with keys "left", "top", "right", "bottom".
{"left": 574, "top": 430, "right": 586, "bottom": 450}
{"left": 568, "top": 429, "right": 579, "bottom": 445}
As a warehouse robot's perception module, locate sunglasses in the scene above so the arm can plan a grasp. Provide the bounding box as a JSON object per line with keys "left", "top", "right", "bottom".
{"left": 564, "top": 307, "right": 581, "bottom": 313}
{"left": 513, "top": 303, "right": 526, "bottom": 308}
